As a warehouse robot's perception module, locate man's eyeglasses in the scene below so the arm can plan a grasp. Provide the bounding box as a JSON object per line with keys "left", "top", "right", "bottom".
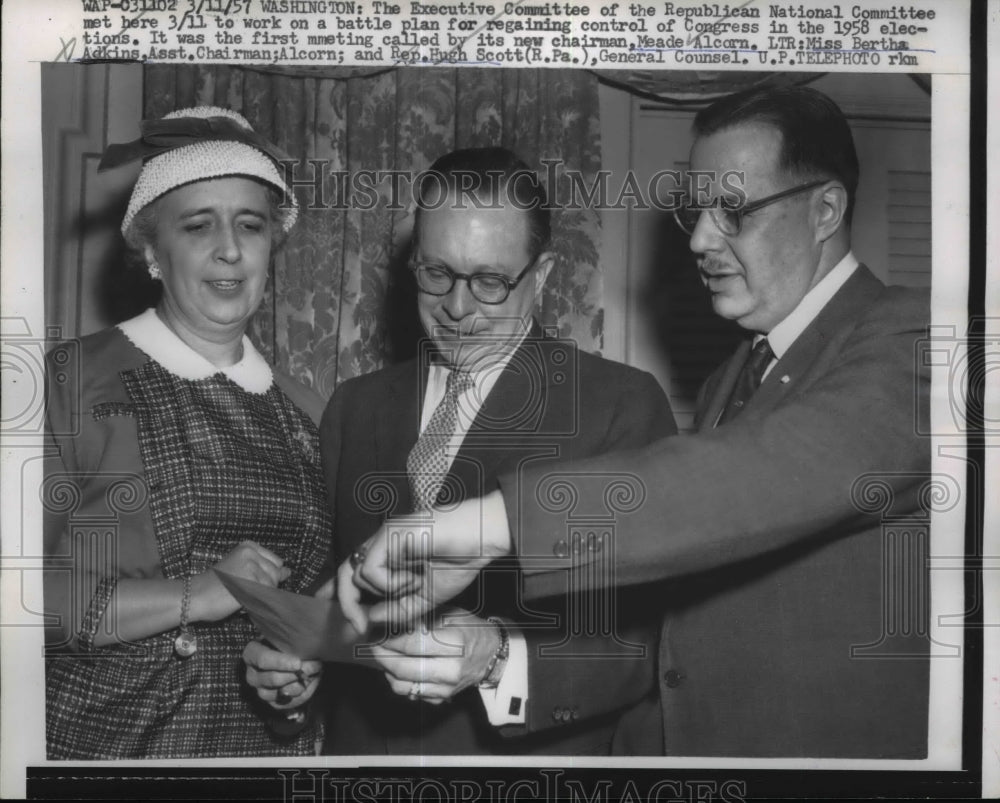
{"left": 673, "top": 179, "right": 828, "bottom": 237}
{"left": 410, "top": 257, "right": 537, "bottom": 305}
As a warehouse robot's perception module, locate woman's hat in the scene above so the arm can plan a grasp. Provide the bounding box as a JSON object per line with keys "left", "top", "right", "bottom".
{"left": 103, "top": 105, "right": 298, "bottom": 236}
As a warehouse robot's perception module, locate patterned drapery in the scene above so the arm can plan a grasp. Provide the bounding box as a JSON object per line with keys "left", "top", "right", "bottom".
{"left": 144, "top": 66, "right": 604, "bottom": 398}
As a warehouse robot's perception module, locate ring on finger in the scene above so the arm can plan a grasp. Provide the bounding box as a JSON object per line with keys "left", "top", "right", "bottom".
{"left": 408, "top": 681, "right": 421, "bottom": 701}
{"left": 349, "top": 546, "right": 369, "bottom": 570}
{"left": 276, "top": 690, "right": 293, "bottom": 705}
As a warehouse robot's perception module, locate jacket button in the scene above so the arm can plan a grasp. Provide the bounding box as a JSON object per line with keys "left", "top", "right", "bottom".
{"left": 663, "top": 669, "right": 684, "bottom": 688}
{"left": 553, "top": 539, "right": 569, "bottom": 558}
{"left": 552, "top": 706, "right": 563, "bottom": 722}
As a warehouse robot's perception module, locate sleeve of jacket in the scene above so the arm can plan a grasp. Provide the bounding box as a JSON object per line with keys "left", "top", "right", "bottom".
{"left": 499, "top": 288, "right": 930, "bottom": 598}
{"left": 319, "top": 381, "right": 351, "bottom": 575}
{"left": 42, "top": 339, "right": 130, "bottom": 654}
{"left": 43, "top": 341, "right": 87, "bottom": 651}
{"left": 511, "top": 367, "right": 677, "bottom": 735}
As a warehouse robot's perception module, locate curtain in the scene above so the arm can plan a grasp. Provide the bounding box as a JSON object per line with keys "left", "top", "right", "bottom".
{"left": 144, "top": 66, "right": 603, "bottom": 399}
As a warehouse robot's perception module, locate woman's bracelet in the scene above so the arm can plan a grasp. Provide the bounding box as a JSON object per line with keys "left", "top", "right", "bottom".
{"left": 174, "top": 575, "right": 198, "bottom": 658}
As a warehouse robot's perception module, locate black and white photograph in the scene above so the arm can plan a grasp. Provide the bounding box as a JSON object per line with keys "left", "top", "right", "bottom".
{"left": 0, "top": 0, "right": 992, "bottom": 800}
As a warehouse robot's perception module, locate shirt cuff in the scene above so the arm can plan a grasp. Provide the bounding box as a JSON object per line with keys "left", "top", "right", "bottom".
{"left": 477, "top": 625, "right": 527, "bottom": 726}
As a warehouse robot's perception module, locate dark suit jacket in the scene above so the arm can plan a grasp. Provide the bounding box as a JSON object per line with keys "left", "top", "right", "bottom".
{"left": 500, "top": 267, "right": 931, "bottom": 757}
{"left": 320, "top": 329, "right": 675, "bottom": 755}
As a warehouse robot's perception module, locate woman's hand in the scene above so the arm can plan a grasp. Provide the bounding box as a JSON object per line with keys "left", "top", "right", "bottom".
{"left": 190, "top": 540, "right": 291, "bottom": 623}
{"left": 243, "top": 640, "right": 322, "bottom": 710}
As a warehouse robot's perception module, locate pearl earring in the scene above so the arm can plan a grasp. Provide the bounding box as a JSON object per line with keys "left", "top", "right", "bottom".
{"left": 148, "top": 263, "right": 161, "bottom": 280}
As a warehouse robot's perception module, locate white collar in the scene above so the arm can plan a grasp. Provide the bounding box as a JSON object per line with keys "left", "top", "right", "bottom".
{"left": 763, "top": 252, "right": 859, "bottom": 360}
{"left": 117, "top": 308, "right": 273, "bottom": 394}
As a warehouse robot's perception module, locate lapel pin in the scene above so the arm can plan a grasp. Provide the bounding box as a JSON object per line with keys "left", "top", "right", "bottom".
{"left": 780, "top": 375, "right": 791, "bottom": 384}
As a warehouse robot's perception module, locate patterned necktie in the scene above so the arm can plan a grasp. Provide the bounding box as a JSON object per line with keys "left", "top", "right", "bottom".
{"left": 718, "top": 338, "right": 774, "bottom": 424}
{"left": 406, "top": 369, "right": 476, "bottom": 511}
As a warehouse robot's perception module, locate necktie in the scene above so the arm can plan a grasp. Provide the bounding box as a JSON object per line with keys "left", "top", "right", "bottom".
{"left": 406, "top": 369, "right": 476, "bottom": 511}
{"left": 718, "top": 338, "right": 774, "bottom": 424}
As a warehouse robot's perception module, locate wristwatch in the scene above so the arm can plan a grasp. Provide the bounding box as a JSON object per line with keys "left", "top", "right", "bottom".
{"left": 478, "top": 617, "right": 510, "bottom": 689}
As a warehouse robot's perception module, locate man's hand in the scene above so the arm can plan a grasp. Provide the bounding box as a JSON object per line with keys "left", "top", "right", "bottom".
{"left": 369, "top": 608, "right": 500, "bottom": 704}
{"left": 338, "top": 491, "right": 512, "bottom": 633}
{"left": 243, "top": 639, "right": 323, "bottom": 710}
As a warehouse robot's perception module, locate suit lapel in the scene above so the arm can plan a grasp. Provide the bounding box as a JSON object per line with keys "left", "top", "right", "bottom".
{"left": 374, "top": 359, "right": 424, "bottom": 511}
{"left": 448, "top": 327, "right": 552, "bottom": 494}
{"left": 703, "top": 264, "right": 884, "bottom": 428}
{"left": 699, "top": 340, "right": 751, "bottom": 432}
{"left": 386, "top": 336, "right": 547, "bottom": 507}
{"left": 743, "top": 264, "right": 884, "bottom": 417}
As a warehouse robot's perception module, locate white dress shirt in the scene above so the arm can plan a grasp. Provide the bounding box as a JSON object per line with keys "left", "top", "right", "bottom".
{"left": 759, "top": 252, "right": 859, "bottom": 377}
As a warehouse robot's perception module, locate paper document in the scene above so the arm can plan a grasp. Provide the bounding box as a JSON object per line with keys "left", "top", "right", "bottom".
{"left": 215, "top": 570, "right": 385, "bottom": 665}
